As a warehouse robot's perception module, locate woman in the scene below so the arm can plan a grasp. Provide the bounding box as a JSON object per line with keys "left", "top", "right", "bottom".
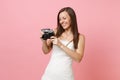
{"left": 40, "top": 7, "right": 85, "bottom": 80}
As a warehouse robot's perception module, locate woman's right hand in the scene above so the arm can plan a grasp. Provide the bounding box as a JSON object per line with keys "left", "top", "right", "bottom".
{"left": 40, "top": 30, "right": 53, "bottom": 45}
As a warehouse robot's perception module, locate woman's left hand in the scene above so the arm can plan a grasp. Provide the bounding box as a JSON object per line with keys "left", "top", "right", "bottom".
{"left": 50, "top": 36, "right": 61, "bottom": 46}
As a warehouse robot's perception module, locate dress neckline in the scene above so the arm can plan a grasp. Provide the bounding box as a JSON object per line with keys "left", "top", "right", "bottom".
{"left": 59, "top": 39, "right": 73, "bottom": 46}
{"left": 59, "top": 38, "right": 73, "bottom": 42}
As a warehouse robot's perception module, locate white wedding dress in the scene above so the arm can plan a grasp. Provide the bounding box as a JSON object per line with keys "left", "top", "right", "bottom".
{"left": 41, "top": 40, "right": 74, "bottom": 80}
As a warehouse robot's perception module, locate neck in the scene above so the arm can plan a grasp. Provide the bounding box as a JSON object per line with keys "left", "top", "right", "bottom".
{"left": 64, "top": 27, "right": 72, "bottom": 35}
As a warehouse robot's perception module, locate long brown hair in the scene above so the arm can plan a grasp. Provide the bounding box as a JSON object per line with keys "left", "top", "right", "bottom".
{"left": 56, "top": 7, "right": 79, "bottom": 49}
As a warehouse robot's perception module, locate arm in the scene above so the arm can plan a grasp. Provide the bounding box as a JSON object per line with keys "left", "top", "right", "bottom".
{"left": 40, "top": 30, "right": 52, "bottom": 54}
{"left": 40, "top": 28, "right": 57, "bottom": 54}
{"left": 41, "top": 39, "right": 53, "bottom": 54}
{"left": 52, "top": 34, "right": 85, "bottom": 62}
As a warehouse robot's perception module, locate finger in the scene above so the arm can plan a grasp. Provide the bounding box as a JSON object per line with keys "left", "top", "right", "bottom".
{"left": 50, "top": 36, "right": 56, "bottom": 39}
{"left": 47, "top": 39, "right": 52, "bottom": 43}
{"left": 50, "top": 38, "right": 54, "bottom": 42}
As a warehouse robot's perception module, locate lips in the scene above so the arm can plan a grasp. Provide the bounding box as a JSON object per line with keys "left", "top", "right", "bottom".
{"left": 62, "top": 24, "right": 66, "bottom": 27}
{"left": 61, "top": 22, "right": 67, "bottom": 27}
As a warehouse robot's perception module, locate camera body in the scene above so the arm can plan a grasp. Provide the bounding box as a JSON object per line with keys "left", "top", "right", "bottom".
{"left": 41, "top": 28, "right": 55, "bottom": 40}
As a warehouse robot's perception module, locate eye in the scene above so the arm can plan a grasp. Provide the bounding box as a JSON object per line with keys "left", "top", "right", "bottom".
{"left": 63, "top": 17, "right": 66, "bottom": 20}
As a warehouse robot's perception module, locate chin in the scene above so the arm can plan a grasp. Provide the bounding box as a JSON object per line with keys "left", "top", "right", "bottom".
{"left": 62, "top": 26, "right": 68, "bottom": 29}
{"left": 64, "top": 27, "right": 71, "bottom": 30}
{"left": 63, "top": 27, "right": 67, "bottom": 30}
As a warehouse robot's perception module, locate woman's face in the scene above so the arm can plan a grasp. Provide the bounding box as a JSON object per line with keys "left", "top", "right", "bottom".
{"left": 59, "top": 11, "right": 71, "bottom": 30}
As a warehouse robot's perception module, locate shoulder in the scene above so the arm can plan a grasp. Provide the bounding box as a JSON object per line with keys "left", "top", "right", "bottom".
{"left": 75, "top": 33, "right": 85, "bottom": 50}
{"left": 78, "top": 33, "right": 85, "bottom": 43}
{"left": 79, "top": 33, "right": 85, "bottom": 39}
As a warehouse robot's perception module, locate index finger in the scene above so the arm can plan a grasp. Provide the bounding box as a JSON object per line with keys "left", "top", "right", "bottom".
{"left": 50, "top": 36, "right": 56, "bottom": 39}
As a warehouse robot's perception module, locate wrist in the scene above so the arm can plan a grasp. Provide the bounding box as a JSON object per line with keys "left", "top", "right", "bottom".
{"left": 41, "top": 39, "right": 47, "bottom": 45}
{"left": 60, "top": 44, "right": 64, "bottom": 49}
{"left": 59, "top": 43, "right": 64, "bottom": 49}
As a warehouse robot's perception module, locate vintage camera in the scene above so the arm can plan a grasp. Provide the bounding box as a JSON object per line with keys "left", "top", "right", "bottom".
{"left": 41, "top": 28, "right": 55, "bottom": 40}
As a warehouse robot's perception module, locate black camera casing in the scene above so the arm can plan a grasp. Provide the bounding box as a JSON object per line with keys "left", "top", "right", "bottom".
{"left": 41, "top": 29, "right": 54, "bottom": 40}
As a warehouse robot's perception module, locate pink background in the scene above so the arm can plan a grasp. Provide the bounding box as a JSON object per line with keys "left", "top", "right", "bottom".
{"left": 0, "top": 0, "right": 120, "bottom": 80}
